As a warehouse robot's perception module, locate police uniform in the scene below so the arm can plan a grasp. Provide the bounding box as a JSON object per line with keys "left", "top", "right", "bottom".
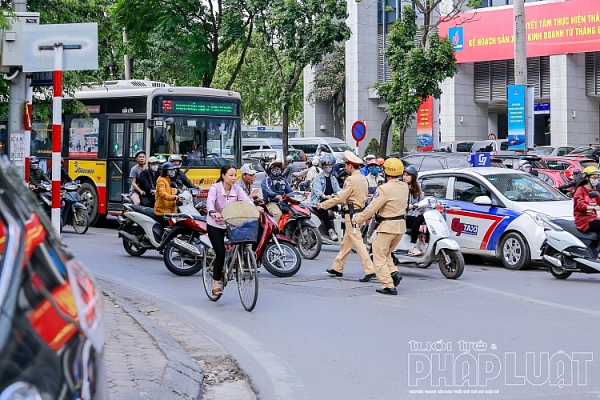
{"left": 320, "top": 151, "right": 375, "bottom": 276}
{"left": 355, "top": 178, "right": 409, "bottom": 289}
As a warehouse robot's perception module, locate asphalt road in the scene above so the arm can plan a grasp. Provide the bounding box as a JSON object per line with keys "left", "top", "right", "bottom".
{"left": 62, "top": 221, "right": 600, "bottom": 400}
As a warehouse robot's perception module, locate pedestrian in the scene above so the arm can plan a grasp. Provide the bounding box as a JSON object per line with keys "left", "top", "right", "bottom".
{"left": 352, "top": 158, "right": 408, "bottom": 295}
{"left": 317, "top": 150, "right": 376, "bottom": 282}
{"left": 206, "top": 165, "right": 255, "bottom": 296}
{"left": 403, "top": 165, "right": 426, "bottom": 255}
{"left": 129, "top": 150, "right": 147, "bottom": 205}
{"left": 309, "top": 155, "right": 341, "bottom": 240}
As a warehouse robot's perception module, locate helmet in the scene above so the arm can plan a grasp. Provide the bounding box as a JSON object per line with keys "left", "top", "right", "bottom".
{"left": 162, "top": 162, "right": 176, "bottom": 170}
{"left": 404, "top": 165, "right": 418, "bottom": 177}
{"left": 376, "top": 157, "right": 385, "bottom": 165}
{"left": 311, "top": 156, "right": 320, "bottom": 166}
{"left": 168, "top": 154, "right": 183, "bottom": 162}
{"left": 383, "top": 158, "right": 404, "bottom": 177}
{"left": 519, "top": 160, "right": 532, "bottom": 172}
{"left": 30, "top": 156, "right": 39, "bottom": 164}
{"left": 582, "top": 166, "right": 599, "bottom": 177}
{"left": 364, "top": 154, "right": 376, "bottom": 162}
{"left": 147, "top": 156, "right": 159, "bottom": 163}
{"left": 134, "top": 149, "right": 146, "bottom": 158}
{"left": 285, "top": 155, "right": 294, "bottom": 163}
{"left": 367, "top": 158, "right": 380, "bottom": 166}
{"left": 320, "top": 156, "right": 335, "bottom": 166}
{"left": 268, "top": 161, "right": 283, "bottom": 173}
{"left": 572, "top": 169, "right": 581, "bottom": 177}
{"left": 156, "top": 155, "right": 167, "bottom": 163}
{"left": 518, "top": 160, "right": 530, "bottom": 167}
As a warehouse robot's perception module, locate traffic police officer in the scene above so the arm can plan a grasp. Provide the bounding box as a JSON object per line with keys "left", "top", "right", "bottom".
{"left": 353, "top": 158, "right": 408, "bottom": 295}
{"left": 317, "top": 150, "right": 376, "bottom": 281}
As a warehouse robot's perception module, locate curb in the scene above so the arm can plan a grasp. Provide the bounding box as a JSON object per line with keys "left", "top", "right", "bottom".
{"left": 104, "top": 289, "right": 204, "bottom": 400}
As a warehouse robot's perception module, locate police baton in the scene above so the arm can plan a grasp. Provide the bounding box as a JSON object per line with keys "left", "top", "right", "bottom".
{"left": 348, "top": 202, "right": 357, "bottom": 234}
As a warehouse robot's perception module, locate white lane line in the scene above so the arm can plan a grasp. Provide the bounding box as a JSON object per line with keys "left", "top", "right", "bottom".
{"left": 456, "top": 280, "right": 600, "bottom": 317}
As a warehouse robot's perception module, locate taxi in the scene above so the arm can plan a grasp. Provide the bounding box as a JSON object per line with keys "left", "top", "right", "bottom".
{"left": 418, "top": 167, "right": 573, "bottom": 270}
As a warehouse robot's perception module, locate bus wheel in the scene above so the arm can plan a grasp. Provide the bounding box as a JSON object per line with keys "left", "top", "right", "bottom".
{"left": 79, "top": 182, "right": 100, "bottom": 226}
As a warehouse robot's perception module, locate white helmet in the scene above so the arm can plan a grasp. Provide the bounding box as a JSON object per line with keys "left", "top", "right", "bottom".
{"left": 285, "top": 155, "right": 294, "bottom": 163}
{"left": 312, "top": 156, "right": 320, "bottom": 166}
{"left": 169, "top": 154, "right": 183, "bottom": 162}
{"left": 519, "top": 160, "right": 532, "bottom": 171}
{"left": 147, "top": 156, "right": 159, "bottom": 163}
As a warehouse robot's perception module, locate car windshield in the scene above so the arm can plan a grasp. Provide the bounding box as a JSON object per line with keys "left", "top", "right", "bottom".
{"left": 485, "top": 173, "right": 568, "bottom": 202}
{"left": 530, "top": 147, "right": 554, "bottom": 155}
{"left": 569, "top": 147, "right": 597, "bottom": 155}
{"left": 328, "top": 143, "right": 353, "bottom": 152}
{"left": 580, "top": 160, "right": 599, "bottom": 169}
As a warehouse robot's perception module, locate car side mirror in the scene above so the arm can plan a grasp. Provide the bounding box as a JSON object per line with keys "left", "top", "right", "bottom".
{"left": 473, "top": 195, "right": 493, "bottom": 206}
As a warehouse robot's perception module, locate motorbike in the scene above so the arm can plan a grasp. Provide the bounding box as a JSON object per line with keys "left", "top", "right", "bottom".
{"left": 60, "top": 182, "right": 89, "bottom": 234}
{"left": 117, "top": 189, "right": 200, "bottom": 257}
{"left": 309, "top": 203, "right": 369, "bottom": 246}
{"left": 540, "top": 217, "right": 600, "bottom": 279}
{"left": 33, "top": 181, "right": 52, "bottom": 215}
{"left": 277, "top": 193, "right": 322, "bottom": 259}
{"left": 389, "top": 197, "right": 465, "bottom": 279}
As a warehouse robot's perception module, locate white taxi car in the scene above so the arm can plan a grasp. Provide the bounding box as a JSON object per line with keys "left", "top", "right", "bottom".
{"left": 418, "top": 167, "right": 573, "bottom": 270}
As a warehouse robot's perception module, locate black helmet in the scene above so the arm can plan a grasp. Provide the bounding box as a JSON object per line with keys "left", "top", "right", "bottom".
{"left": 572, "top": 169, "right": 581, "bottom": 177}
{"left": 268, "top": 161, "right": 283, "bottom": 174}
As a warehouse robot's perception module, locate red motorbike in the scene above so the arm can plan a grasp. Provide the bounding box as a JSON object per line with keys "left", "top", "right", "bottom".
{"left": 277, "top": 193, "right": 322, "bottom": 260}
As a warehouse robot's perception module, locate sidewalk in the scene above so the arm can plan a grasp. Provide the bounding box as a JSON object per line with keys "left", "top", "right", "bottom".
{"left": 100, "top": 280, "right": 256, "bottom": 400}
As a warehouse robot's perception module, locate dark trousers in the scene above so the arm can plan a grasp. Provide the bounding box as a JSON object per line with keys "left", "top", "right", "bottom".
{"left": 586, "top": 219, "right": 600, "bottom": 233}
{"left": 317, "top": 208, "right": 334, "bottom": 231}
{"left": 207, "top": 224, "right": 227, "bottom": 281}
{"left": 406, "top": 214, "right": 425, "bottom": 244}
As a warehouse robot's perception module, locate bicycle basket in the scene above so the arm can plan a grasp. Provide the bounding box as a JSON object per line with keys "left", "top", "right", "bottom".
{"left": 227, "top": 219, "right": 259, "bottom": 244}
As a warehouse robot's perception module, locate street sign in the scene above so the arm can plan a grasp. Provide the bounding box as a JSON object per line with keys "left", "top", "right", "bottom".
{"left": 22, "top": 23, "right": 98, "bottom": 72}
{"left": 31, "top": 71, "right": 53, "bottom": 86}
{"left": 488, "top": 133, "right": 497, "bottom": 140}
{"left": 471, "top": 152, "right": 491, "bottom": 167}
{"left": 351, "top": 121, "right": 366, "bottom": 142}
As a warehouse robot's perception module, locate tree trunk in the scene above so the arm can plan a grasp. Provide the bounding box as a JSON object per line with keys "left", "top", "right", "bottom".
{"left": 332, "top": 102, "right": 337, "bottom": 139}
{"left": 398, "top": 115, "right": 411, "bottom": 157}
{"left": 282, "top": 105, "right": 289, "bottom": 159}
{"left": 379, "top": 115, "right": 393, "bottom": 156}
{"left": 224, "top": 20, "right": 253, "bottom": 90}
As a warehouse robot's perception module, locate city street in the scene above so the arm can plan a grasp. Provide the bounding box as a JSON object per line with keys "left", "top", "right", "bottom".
{"left": 63, "top": 221, "right": 600, "bottom": 400}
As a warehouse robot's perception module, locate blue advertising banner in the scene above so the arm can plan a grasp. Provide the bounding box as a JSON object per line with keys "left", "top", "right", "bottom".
{"left": 507, "top": 85, "right": 525, "bottom": 150}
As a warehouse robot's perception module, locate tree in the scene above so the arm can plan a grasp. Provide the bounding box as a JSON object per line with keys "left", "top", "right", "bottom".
{"left": 112, "top": 0, "right": 257, "bottom": 88}
{"left": 211, "top": 33, "right": 303, "bottom": 126}
{"left": 364, "top": 138, "right": 380, "bottom": 158}
{"left": 255, "top": 0, "right": 351, "bottom": 156}
{"left": 375, "top": 1, "right": 480, "bottom": 156}
{"left": 306, "top": 45, "right": 346, "bottom": 140}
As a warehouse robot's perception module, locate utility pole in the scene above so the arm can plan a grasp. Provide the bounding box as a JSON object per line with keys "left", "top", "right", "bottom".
{"left": 8, "top": 0, "right": 27, "bottom": 177}
{"left": 123, "top": 28, "right": 131, "bottom": 80}
{"left": 513, "top": 0, "right": 530, "bottom": 149}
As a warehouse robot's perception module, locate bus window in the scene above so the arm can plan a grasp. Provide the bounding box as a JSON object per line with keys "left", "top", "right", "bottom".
{"left": 128, "top": 122, "right": 145, "bottom": 157}
{"left": 109, "top": 123, "right": 125, "bottom": 158}
{"left": 31, "top": 122, "right": 53, "bottom": 157}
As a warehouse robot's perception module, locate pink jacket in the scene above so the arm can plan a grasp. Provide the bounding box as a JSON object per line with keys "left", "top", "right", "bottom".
{"left": 206, "top": 182, "right": 253, "bottom": 229}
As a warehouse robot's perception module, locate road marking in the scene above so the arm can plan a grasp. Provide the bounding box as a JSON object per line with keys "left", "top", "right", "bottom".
{"left": 456, "top": 280, "right": 600, "bottom": 317}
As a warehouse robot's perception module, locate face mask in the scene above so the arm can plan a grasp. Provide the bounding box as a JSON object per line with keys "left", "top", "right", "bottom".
{"left": 590, "top": 179, "right": 599, "bottom": 187}
{"left": 323, "top": 167, "right": 332, "bottom": 173}
{"left": 369, "top": 167, "right": 379, "bottom": 175}
{"left": 271, "top": 170, "right": 281, "bottom": 177}
{"left": 523, "top": 166, "right": 531, "bottom": 173}
{"left": 168, "top": 170, "right": 176, "bottom": 178}
{"left": 31, "top": 164, "right": 38, "bottom": 170}
{"left": 151, "top": 165, "right": 158, "bottom": 172}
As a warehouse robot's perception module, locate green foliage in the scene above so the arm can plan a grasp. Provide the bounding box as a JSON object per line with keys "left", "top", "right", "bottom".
{"left": 391, "top": 133, "right": 400, "bottom": 153}
{"left": 306, "top": 45, "right": 345, "bottom": 140}
{"left": 364, "top": 138, "right": 380, "bottom": 158}
{"left": 211, "top": 33, "right": 303, "bottom": 126}
{"left": 376, "top": 5, "right": 458, "bottom": 154}
{"left": 255, "top": 0, "right": 351, "bottom": 154}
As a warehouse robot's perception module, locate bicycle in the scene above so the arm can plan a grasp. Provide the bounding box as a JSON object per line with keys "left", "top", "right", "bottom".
{"left": 202, "top": 218, "right": 259, "bottom": 312}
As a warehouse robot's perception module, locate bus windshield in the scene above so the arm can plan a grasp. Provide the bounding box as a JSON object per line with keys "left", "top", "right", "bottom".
{"left": 151, "top": 116, "right": 241, "bottom": 167}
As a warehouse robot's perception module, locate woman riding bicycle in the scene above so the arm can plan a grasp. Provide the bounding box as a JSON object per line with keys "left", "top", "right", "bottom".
{"left": 206, "top": 165, "right": 255, "bottom": 296}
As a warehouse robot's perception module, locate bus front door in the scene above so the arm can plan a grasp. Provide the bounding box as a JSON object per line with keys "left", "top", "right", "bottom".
{"left": 107, "top": 120, "right": 146, "bottom": 208}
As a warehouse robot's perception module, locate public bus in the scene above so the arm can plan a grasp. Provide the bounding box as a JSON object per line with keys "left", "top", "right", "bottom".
{"left": 58, "top": 80, "right": 242, "bottom": 226}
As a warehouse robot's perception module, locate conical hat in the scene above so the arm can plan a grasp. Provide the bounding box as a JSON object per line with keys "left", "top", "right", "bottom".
{"left": 221, "top": 201, "right": 259, "bottom": 226}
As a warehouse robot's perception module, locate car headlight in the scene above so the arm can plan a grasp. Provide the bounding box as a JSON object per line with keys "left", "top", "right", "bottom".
{"left": 523, "top": 210, "right": 562, "bottom": 231}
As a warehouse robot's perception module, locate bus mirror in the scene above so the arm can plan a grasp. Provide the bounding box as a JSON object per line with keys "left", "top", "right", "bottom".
{"left": 164, "top": 117, "right": 175, "bottom": 126}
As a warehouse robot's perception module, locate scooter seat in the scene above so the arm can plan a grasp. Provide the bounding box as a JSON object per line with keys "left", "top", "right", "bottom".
{"left": 130, "top": 205, "right": 163, "bottom": 221}
{"left": 192, "top": 215, "right": 206, "bottom": 222}
{"left": 552, "top": 219, "right": 600, "bottom": 241}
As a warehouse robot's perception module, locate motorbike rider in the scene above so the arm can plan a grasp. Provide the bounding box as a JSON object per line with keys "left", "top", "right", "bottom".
{"left": 317, "top": 150, "right": 376, "bottom": 282}
{"left": 558, "top": 169, "right": 582, "bottom": 194}
{"left": 360, "top": 154, "right": 376, "bottom": 176}
{"left": 309, "top": 155, "right": 341, "bottom": 241}
{"left": 573, "top": 166, "right": 600, "bottom": 259}
{"left": 28, "top": 156, "right": 50, "bottom": 189}
{"left": 207, "top": 164, "right": 255, "bottom": 296}
{"left": 237, "top": 164, "right": 259, "bottom": 199}
{"left": 261, "top": 161, "right": 293, "bottom": 223}
{"left": 169, "top": 154, "right": 199, "bottom": 189}
{"left": 366, "top": 158, "right": 382, "bottom": 193}
{"left": 403, "top": 166, "right": 426, "bottom": 255}
{"left": 138, "top": 156, "right": 160, "bottom": 207}
{"left": 282, "top": 155, "right": 300, "bottom": 184}
{"left": 519, "top": 160, "right": 538, "bottom": 176}
{"left": 294, "top": 156, "right": 321, "bottom": 191}
{"left": 129, "top": 150, "right": 147, "bottom": 205}
{"left": 154, "top": 162, "right": 179, "bottom": 221}
{"left": 353, "top": 158, "right": 408, "bottom": 295}
{"left": 47, "top": 157, "right": 75, "bottom": 185}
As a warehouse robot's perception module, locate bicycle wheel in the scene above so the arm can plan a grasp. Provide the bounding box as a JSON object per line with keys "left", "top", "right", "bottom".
{"left": 237, "top": 245, "right": 258, "bottom": 312}
{"left": 202, "top": 249, "right": 221, "bottom": 301}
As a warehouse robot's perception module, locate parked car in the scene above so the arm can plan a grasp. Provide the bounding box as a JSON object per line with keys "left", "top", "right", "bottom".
{"left": 288, "top": 137, "right": 354, "bottom": 162}
{"left": 0, "top": 158, "right": 107, "bottom": 399}
{"left": 242, "top": 148, "right": 305, "bottom": 163}
{"left": 418, "top": 167, "right": 572, "bottom": 270}
{"left": 490, "top": 155, "right": 547, "bottom": 170}
{"left": 536, "top": 170, "right": 569, "bottom": 189}
{"left": 470, "top": 139, "right": 513, "bottom": 155}
{"left": 439, "top": 140, "right": 475, "bottom": 153}
{"left": 527, "top": 145, "right": 574, "bottom": 157}
{"left": 566, "top": 145, "right": 600, "bottom": 161}
{"left": 393, "top": 152, "right": 472, "bottom": 172}
{"left": 542, "top": 156, "right": 598, "bottom": 180}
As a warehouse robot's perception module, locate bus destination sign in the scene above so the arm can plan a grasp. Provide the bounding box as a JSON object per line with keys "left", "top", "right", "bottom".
{"left": 161, "top": 99, "right": 236, "bottom": 116}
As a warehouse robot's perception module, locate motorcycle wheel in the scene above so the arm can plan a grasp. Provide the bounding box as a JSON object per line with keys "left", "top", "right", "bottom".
{"left": 294, "top": 226, "right": 322, "bottom": 260}
{"left": 72, "top": 209, "right": 90, "bottom": 234}
{"left": 438, "top": 249, "right": 465, "bottom": 279}
{"left": 163, "top": 235, "right": 203, "bottom": 276}
{"left": 122, "top": 226, "right": 147, "bottom": 256}
{"left": 261, "top": 242, "right": 301, "bottom": 277}
{"left": 547, "top": 251, "right": 572, "bottom": 279}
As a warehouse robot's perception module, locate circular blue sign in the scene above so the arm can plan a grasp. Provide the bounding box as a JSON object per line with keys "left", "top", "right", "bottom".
{"left": 351, "top": 121, "right": 366, "bottom": 142}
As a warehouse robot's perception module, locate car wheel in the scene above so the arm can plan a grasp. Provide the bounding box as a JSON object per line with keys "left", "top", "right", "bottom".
{"left": 500, "top": 232, "right": 530, "bottom": 270}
